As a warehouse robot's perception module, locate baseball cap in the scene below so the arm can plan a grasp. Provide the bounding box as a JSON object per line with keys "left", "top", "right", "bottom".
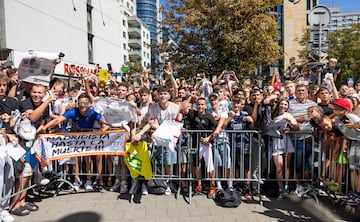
{"left": 330, "top": 98, "right": 351, "bottom": 111}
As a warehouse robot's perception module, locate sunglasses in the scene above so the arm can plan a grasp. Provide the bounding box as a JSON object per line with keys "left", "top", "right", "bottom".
{"left": 78, "top": 102, "right": 89, "bottom": 106}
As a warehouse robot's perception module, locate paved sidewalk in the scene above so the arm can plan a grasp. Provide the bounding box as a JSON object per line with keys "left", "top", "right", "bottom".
{"left": 12, "top": 190, "right": 359, "bottom": 222}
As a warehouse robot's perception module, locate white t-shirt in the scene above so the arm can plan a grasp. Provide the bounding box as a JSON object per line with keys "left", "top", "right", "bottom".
{"left": 149, "top": 102, "right": 179, "bottom": 124}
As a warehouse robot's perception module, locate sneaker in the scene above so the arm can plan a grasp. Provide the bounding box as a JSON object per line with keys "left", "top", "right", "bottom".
{"left": 85, "top": 181, "right": 94, "bottom": 192}
{"left": 142, "top": 183, "right": 148, "bottom": 195}
{"left": 120, "top": 183, "right": 128, "bottom": 194}
{"left": 329, "top": 182, "right": 340, "bottom": 192}
{"left": 0, "top": 209, "right": 14, "bottom": 222}
{"left": 92, "top": 181, "right": 99, "bottom": 190}
{"left": 227, "top": 187, "right": 234, "bottom": 192}
{"left": 277, "top": 191, "right": 284, "bottom": 201}
{"left": 207, "top": 187, "right": 216, "bottom": 199}
{"left": 33, "top": 170, "right": 50, "bottom": 186}
{"left": 283, "top": 187, "right": 289, "bottom": 197}
{"left": 110, "top": 181, "right": 121, "bottom": 192}
{"left": 194, "top": 184, "right": 202, "bottom": 193}
{"left": 252, "top": 170, "right": 264, "bottom": 184}
{"left": 324, "top": 179, "right": 333, "bottom": 187}
{"left": 73, "top": 178, "right": 82, "bottom": 192}
{"left": 295, "top": 185, "right": 306, "bottom": 198}
{"left": 244, "top": 193, "right": 252, "bottom": 198}
{"left": 164, "top": 186, "right": 171, "bottom": 196}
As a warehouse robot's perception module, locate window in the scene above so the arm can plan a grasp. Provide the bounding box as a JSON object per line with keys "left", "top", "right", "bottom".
{"left": 123, "top": 31, "right": 126, "bottom": 38}
{"left": 312, "top": 0, "right": 317, "bottom": 7}
{"left": 123, "top": 44, "right": 127, "bottom": 50}
{"left": 87, "top": 4, "right": 93, "bottom": 33}
{"left": 123, "top": 19, "right": 126, "bottom": 27}
{"left": 88, "top": 34, "right": 94, "bottom": 64}
{"left": 306, "top": 0, "right": 311, "bottom": 10}
{"left": 124, "top": 55, "right": 127, "bottom": 61}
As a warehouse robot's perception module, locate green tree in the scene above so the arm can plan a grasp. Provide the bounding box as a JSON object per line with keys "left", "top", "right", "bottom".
{"left": 298, "top": 24, "right": 360, "bottom": 85}
{"left": 159, "top": 0, "right": 282, "bottom": 78}
{"left": 327, "top": 23, "right": 360, "bottom": 85}
{"left": 124, "top": 57, "right": 144, "bottom": 74}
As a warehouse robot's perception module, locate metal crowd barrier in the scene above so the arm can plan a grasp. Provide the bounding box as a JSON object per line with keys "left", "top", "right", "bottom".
{"left": 1, "top": 129, "right": 355, "bottom": 207}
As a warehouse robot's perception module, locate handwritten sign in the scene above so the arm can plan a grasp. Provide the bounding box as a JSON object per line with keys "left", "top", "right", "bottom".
{"left": 39, "top": 130, "right": 127, "bottom": 160}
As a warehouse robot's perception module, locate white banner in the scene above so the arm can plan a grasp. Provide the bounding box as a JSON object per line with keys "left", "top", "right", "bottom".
{"left": 93, "top": 98, "right": 137, "bottom": 128}
{"left": 39, "top": 130, "right": 127, "bottom": 160}
{"left": 18, "top": 51, "right": 58, "bottom": 85}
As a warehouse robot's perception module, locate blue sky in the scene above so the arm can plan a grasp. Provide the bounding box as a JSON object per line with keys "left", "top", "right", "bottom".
{"left": 319, "top": 0, "right": 360, "bottom": 12}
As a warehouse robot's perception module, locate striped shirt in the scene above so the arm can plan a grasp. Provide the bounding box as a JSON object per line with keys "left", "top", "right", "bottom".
{"left": 288, "top": 99, "right": 317, "bottom": 132}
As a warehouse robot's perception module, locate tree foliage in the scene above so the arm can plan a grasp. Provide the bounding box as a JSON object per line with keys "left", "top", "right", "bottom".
{"left": 327, "top": 23, "right": 360, "bottom": 84}
{"left": 159, "top": 0, "right": 282, "bottom": 78}
{"left": 298, "top": 23, "right": 360, "bottom": 85}
{"left": 124, "top": 57, "right": 144, "bottom": 74}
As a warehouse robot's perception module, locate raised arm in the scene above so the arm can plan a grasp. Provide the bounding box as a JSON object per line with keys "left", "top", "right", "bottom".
{"left": 164, "top": 64, "right": 178, "bottom": 98}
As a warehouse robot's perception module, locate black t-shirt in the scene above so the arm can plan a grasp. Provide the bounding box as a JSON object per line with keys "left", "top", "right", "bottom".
{"left": 186, "top": 109, "right": 217, "bottom": 145}
{"left": 20, "top": 98, "right": 50, "bottom": 129}
{"left": 0, "top": 96, "right": 19, "bottom": 134}
{"left": 187, "top": 109, "right": 217, "bottom": 131}
{"left": 245, "top": 102, "right": 267, "bottom": 132}
{"left": 318, "top": 103, "right": 333, "bottom": 116}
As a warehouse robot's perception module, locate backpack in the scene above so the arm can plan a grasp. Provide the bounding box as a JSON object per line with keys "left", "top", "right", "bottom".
{"left": 147, "top": 179, "right": 168, "bottom": 195}
{"left": 214, "top": 189, "right": 241, "bottom": 208}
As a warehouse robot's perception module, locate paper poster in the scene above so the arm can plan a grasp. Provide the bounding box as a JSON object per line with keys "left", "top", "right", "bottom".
{"left": 17, "top": 51, "right": 58, "bottom": 85}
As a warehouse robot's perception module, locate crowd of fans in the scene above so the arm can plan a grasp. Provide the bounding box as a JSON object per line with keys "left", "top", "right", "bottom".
{"left": 0, "top": 56, "right": 359, "bottom": 220}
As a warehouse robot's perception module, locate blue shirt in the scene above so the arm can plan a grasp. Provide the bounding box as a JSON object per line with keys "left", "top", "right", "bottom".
{"left": 225, "top": 112, "right": 250, "bottom": 152}
{"left": 63, "top": 108, "right": 102, "bottom": 130}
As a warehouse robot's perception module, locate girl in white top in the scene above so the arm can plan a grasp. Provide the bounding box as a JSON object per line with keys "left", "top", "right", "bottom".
{"left": 271, "top": 98, "right": 299, "bottom": 200}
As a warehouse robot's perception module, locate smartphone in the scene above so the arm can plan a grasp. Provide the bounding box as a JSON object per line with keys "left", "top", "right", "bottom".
{"left": 223, "top": 70, "right": 229, "bottom": 79}
{"left": 107, "top": 63, "right": 112, "bottom": 71}
{"left": 340, "top": 115, "right": 349, "bottom": 124}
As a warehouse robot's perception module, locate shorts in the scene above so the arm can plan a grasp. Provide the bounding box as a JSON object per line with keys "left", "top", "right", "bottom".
{"left": 14, "top": 161, "right": 33, "bottom": 178}
{"left": 348, "top": 143, "right": 360, "bottom": 170}
{"left": 336, "top": 151, "right": 348, "bottom": 164}
{"left": 152, "top": 145, "right": 177, "bottom": 165}
{"left": 272, "top": 135, "right": 295, "bottom": 156}
{"left": 214, "top": 140, "right": 231, "bottom": 169}
{"left": 295, "top": 139, "right": 312, "bottom": 172}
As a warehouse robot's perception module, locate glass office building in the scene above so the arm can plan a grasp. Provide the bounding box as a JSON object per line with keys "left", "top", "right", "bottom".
{"left": 136, "top": 0, "right": 159, "bottom": 45}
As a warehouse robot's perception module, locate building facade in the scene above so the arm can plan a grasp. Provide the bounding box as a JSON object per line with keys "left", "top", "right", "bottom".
{"left": 0, "top": 0, "right": 151, "bottom": 76}
{"left": 282, "top": 0, "right": 318, "bottom": 69}
{"left": 136, "top": 0, "right": 161, "bottom": 66}
{"left": 329, "top": 8, "right": 360, "bottom": 31}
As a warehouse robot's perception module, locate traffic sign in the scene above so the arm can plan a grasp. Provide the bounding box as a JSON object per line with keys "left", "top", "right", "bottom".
{"left": 121, "top": 66, "right": 130, "bottom": 73}
{"left": 308, "top": 6, "right": 331, "bottom": 26}
{"left": 347, "top": 77, "right": 355, "bottom": 86}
